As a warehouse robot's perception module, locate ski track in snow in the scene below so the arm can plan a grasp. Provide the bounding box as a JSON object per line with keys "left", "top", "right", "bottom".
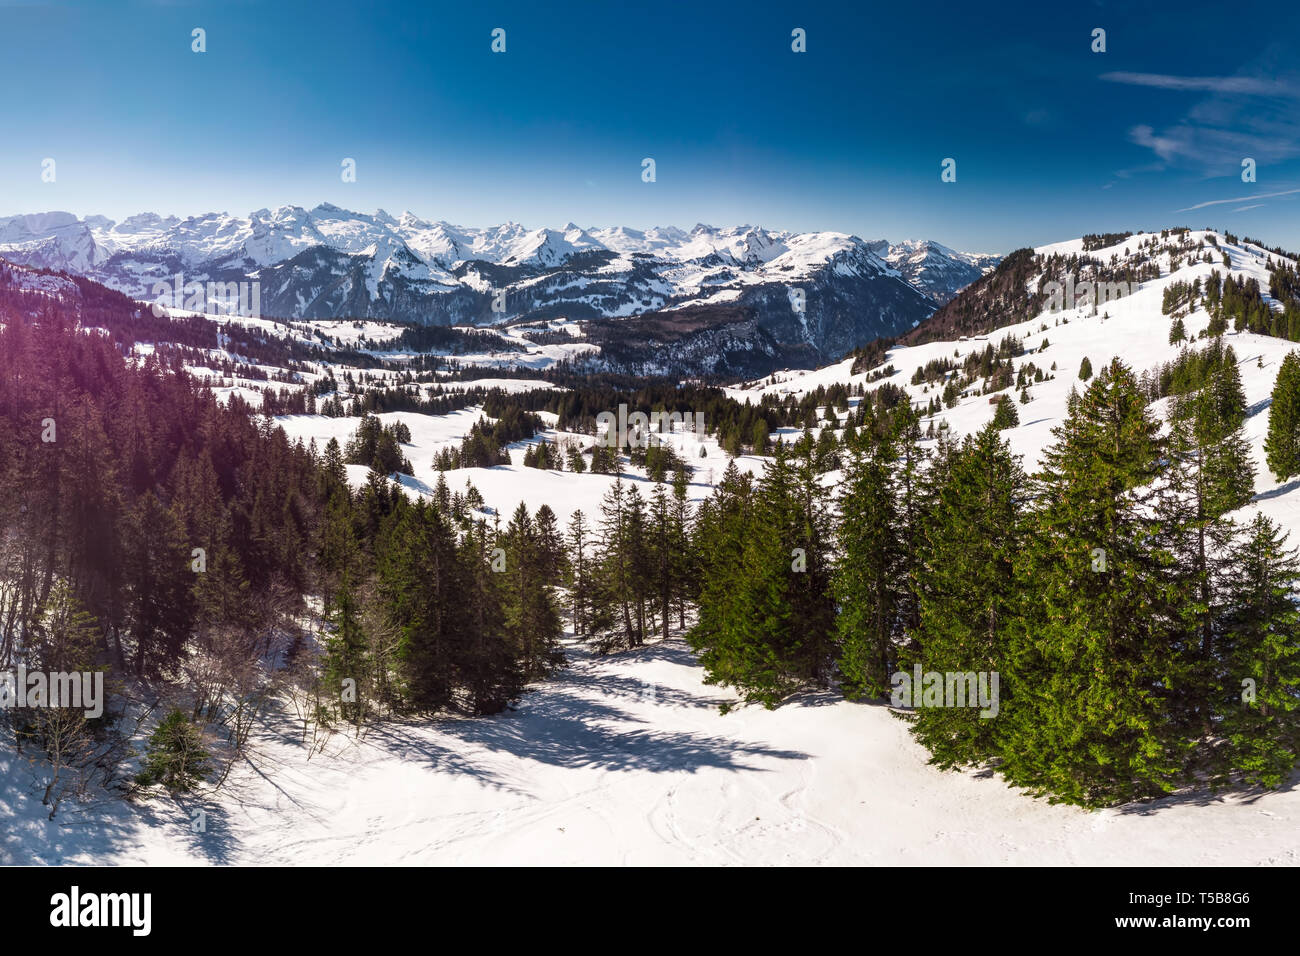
{"left": 4, "top": 637, "right": 1298, "bottom": 866}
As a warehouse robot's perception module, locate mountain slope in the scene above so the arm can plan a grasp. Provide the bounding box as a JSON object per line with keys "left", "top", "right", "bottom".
{"left": 0, "top": 208, "right": 995, "bottom": 370}
{"left": 731, "top": 229, "right": 1300, "bottom": 550}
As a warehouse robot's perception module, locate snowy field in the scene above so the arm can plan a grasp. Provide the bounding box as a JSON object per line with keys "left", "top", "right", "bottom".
{"left": 273, "top": 406, "right": 769, "bottom": 528}
{"left": 5, "top": 637, "right": 1296, "bottom": 866}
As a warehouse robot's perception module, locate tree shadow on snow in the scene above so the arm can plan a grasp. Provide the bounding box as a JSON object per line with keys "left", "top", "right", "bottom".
{"left": 1253, "top": 478, "right": 1300, "bottom": 503}
{"left": 360, "top": 641, "right": 809, "bottom": 785}
{"left": 433, "top": 689, "right": 807, "bottom": 777}
{"left": 1246, "top": 396, "right": 1271, "bottom": 419}
{"left": 0, "top": 771, "right": 239, "bottom": 866}
{"left": 1110, "top": 766, "right": 1300, "bottom": 817}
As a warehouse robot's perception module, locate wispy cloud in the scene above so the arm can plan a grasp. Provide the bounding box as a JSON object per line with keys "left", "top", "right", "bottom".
{"left": 1106, "top": 50, "right": 1300, "bottom": 175}
{"left": 1233, "top": 204, "right": 1265, "bottom": 212}
{"left": 1101, "top": 72, "right": 1300, "bottom": 97}
{"left": 1175, "top": 188, "right": 1300, "bottom": 212}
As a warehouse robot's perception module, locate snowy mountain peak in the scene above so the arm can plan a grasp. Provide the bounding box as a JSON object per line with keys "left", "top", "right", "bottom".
{"left": 0, "top": 205, "right": 999, "bottom": 350}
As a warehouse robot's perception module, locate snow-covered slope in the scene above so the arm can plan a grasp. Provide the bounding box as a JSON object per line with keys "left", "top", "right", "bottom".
{"left": 729, "top": 229, "right": 1300, "bottom": 538}
{"left": 6, "top": 636, "right": 1295, "bottom": 865}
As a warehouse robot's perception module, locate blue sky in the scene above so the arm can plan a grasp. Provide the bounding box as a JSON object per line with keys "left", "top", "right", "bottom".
{"left": 4, "top": 0, "right": 1300, "bottom": 253}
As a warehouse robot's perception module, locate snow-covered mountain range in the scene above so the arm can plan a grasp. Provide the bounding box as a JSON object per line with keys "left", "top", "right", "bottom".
{"left": 873, "top": 238, "right": 1000, "bottom": 304}
{"left": 0, "top": 206, "right": 997, "bottom": 362}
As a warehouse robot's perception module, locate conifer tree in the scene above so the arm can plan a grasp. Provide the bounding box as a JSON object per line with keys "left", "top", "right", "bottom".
{"left": 1264, "top": 351, "right": 1300, "bottom": 481}
{"left": 835, "top": 430, "right": 902, "bottom": 698}
{"left": 567, "top": 445, "right": 587, "bottom": 473}
{"left": 322, "top": 572, "right": 368, "bottom": 731}
{"left": 1164, "top": 356, "right": 1255, "bottom": 710}
{"left": 456, "top": 522, "right": 525, "bottom": 714}
{"left": 322, "top": 437, "right": 347, "bottom": 488}
{"left": 1214, "top": 515, "right": 1300, "bottom": 788}
{"left": 1169, "top": 316, "right": 1187, "bottom": 344}
{"left": 687, "top": 462, "right": 754, "bottom": 701}
{"left": 135, "top": 709, "right": 211, "bottom": 793}
{"left": 623, "top": 484, "right": 653, "bottom": 642}
{"left": 380, "top": 501, "right": 461, "bottom": 713}
{"left": 991, "top": 394, "right": 1019, "bottom": 430}
{"left": 886, "top": 405, "right": 931, "bottom": 640}
{"left": 689, "top": 450, "right": 835, "bottom": 709}
{"left": 593, "top": 479, "right": 651, "bottom": 648}
{"left": 649, "top": 483, "right": 673, "bottom": 640}
{"left": 907, "top": 424, "right": 1024, "bottom": 767}
{"left": 564, "top": 509, "right": 593, "bottom": 637}
{"left": 533, "top": 504, "right": 565, "bottom": 586}
{"left": 501, "top": 502, "right": 565, "bottom": 679}
{"left": 669, "top": 466, "right": 694, "bottom": 629}
{"left": 835, "top": 409, "right": 932, "bottom": 700}
{"left": 120, "top": 493, "right": 196, "bottom": 678}
{"left": 1001, "top": 359, "right": 1196, "bottom": 805}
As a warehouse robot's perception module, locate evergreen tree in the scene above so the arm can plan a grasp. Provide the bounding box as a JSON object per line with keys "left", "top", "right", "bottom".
{"left": 1169, "top": 316, "right": 1187, "bottom": 344}
{"left": 593, "top": 479, "right": 651, "bottom": 649}
{"left": 501, "top": 502, "right": 565, "bottom": 679}
{"left": 1164, "top": 356, "right": 1255, "bottom": 716}
{"left": 135, "top": 709, "right": 212, "bottom": 792}
{"left": 687, "top": 463, "right": 753, "bottom": 700}
{"left": 322, "top": 437, "right": 347, "bottom": 488}
{"left": 887, "top": 405, "right": 931, "bottom": 641}
{"left": 835, "top": 429, "right": 904, "bottom": 698}
{"left": 321, "top": 572, "right": 368, "bottom": 731}
{"left": 1264, "top": 351, "right": 1300, "bottom": 481}
{"left": 907, "top": 424, "right": 1024, "bottom": 767}
{"left": 566, "top": 444, "right": 587, "bottom": 473}
{"left": 649, "top": 483, "right": 673, "bottom": 640}
{"left": 564, "top": 509, "right": 593, "bottom": 637}
{"left": 669, "top": 466, "right": 695, "bottom": 629}
{"left": 689, "top": 450, "right": 836, "bottom": 709}
{"left": 380, "top": 501, "right": 461, "bottom": 713}
{"left": 1001, "top": 359, "right": 1196, "bottom": 806}
{"left": 533, "top": 504, "right": 565, "bottom": 586}
{"left": 120, "top": 493, "right": 195, "bottom": 678}
{"left": 1215, "top": 516, "right": 1300, "bottom": 788}
{"left": 456, "top": 522, "right": 525, "bottom": 714}
{"left": 991, "top": 394, "right": 1019, "bottom": 430}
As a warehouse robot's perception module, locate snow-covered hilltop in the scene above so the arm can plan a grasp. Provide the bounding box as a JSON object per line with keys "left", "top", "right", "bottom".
{"left": 730, "top": 228, "right": 1300, "bottom": 539}
{"left": 0, "top": 208, "right": 996, "bottom": 370}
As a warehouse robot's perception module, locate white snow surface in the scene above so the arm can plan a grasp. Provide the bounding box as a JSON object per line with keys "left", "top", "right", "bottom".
{"left": 5, "top": 638, "right": 1296, "bottom": 866}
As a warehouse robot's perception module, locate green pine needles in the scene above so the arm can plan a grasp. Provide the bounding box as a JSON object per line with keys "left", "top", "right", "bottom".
{"left": 687, "top": 357, "right": 1300, "bottom": 807}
